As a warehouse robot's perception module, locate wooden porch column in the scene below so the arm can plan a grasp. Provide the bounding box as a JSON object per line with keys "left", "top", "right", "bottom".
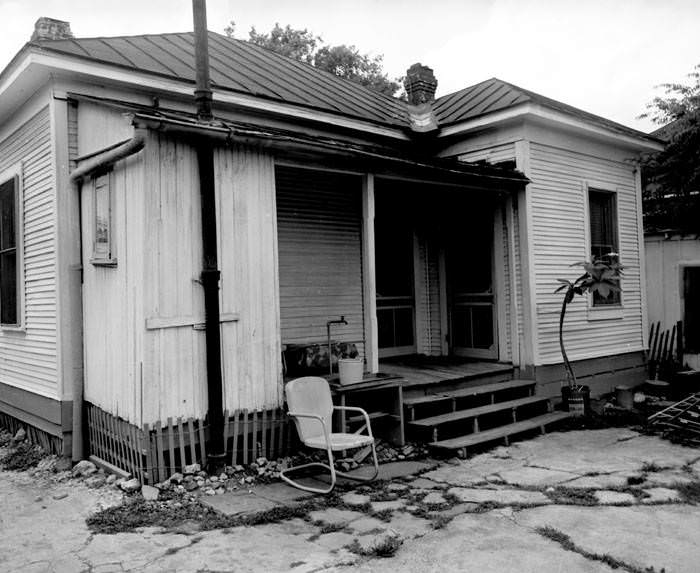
{"left": 362, "top": 174, "right": 379, "bottom": 373}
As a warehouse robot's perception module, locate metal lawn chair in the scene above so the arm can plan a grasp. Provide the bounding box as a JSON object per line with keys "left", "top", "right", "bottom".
{"left": 281, "top": 376, "right": 379, "bottom": 494}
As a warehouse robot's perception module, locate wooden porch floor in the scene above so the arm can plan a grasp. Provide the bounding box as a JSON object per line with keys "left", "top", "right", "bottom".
{"left": 377, "top": 356, "right": 514, "bottom": 388}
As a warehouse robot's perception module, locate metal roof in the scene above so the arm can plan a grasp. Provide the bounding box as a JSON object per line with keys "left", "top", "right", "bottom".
{"left": 31, "top": 31, "right": 409, "bottom": 128}
{"left": 434, "top": 77, "right": 659, "bottom": 142}
{"left": 26, "top": 32, "right": 657, "bottom": 144}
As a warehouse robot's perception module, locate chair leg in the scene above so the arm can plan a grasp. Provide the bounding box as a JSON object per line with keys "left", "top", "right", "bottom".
{"left": 280, "top": 446, "right": 337, "bottom": 494}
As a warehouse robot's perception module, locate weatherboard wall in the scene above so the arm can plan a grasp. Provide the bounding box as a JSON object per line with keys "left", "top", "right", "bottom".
{"left": 80, "top": 103, "right": 282, "bottom": 425}
{"left": 455, "top": 127, "right": 646, "bottom": 369}
{"left": 0, "top": 104, "right": 59, "bottom": 401}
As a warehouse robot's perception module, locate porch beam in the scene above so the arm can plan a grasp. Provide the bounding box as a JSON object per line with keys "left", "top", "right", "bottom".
{"left": 362, "top": 174, "right": 379, "bottom": 373}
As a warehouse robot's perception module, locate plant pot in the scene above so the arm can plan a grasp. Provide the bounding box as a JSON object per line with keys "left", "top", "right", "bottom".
{"left": 562, "top": 385, "right": 591, "bottom": 416}
{"left": 338, "top": 358, "right": 364, "bottom": 385}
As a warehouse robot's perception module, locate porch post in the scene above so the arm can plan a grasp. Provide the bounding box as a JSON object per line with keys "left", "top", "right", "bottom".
{"left": 362, "top": 174, "right": 379, "bottom": 373}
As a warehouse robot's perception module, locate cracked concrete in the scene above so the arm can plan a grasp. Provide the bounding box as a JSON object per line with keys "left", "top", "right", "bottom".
{"left": 2, "top": 428, "right": 700, "bottom": 572}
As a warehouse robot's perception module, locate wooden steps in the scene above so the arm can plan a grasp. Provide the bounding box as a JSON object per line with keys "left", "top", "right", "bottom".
{"left": 408, "top": 395, "right": 550, "bottom": 431}
{"left": 404, "top": 379, "right": 537, "bottom": 420}
{"left": 430, "top": 412, "right": 573, "bottom": 457}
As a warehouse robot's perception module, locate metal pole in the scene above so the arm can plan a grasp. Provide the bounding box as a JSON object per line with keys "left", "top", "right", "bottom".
{"left": 192, "top": 0, "right": 225, "bottom": 473}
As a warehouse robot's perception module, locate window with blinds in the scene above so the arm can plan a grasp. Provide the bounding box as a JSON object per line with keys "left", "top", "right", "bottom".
{"left": 0, "top": 174, "right": 19, "bottom": 325}
{"left": 588, "top": 189, "right": 621, "bottom": 306}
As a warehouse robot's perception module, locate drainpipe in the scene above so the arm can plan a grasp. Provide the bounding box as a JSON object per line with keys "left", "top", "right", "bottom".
{"left": 192, "top": 0, "right": 226, "bottom": 474}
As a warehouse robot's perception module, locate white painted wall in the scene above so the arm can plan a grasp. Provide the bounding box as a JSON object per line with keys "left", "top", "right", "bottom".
{"left": 81, "top": 104, "right": 282, "bottom": 425}
{"left": 0, "top": 104, "right": 58, "bottom": 399}
{"left": 455, "top": 125, "right": 647, "bottom": 367}
{"left": 645, "top": 234, "right": 700, "bottom": 369}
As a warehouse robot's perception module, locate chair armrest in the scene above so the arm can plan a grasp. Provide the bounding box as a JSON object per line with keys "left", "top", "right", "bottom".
{"left": 333, "top": 406, "right": 374, "bottom": 438}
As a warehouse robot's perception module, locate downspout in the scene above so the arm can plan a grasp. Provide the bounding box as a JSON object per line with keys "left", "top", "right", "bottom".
{"left": 69, "top": 126, "right": 147, "bottom": 464}
{"left": 192, "top": 0, "right": 226, "bottom": 473}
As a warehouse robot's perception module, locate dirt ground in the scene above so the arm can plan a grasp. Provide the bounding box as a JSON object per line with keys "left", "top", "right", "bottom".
{"left": 2, "top": 428, "right": 700, "bottom": 572}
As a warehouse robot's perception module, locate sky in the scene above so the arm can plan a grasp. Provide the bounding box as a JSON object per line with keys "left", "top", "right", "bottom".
{"left": 1, "top": 0, "right": 698, "bottom": 133}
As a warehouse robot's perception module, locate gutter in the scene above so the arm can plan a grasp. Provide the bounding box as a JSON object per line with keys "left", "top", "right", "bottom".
{"left": 131, "top": 114, "right": 529, "bottom": 189}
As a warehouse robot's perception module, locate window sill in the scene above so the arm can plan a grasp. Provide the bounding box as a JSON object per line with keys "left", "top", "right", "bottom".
{"left": 1, "top": 324, "right": 26, "bottom": 334}
{"left": 587, "top": 307, "right": 624, "bottom": 321}
{"left": 90, "top": 258, "right": 118, "bottom": 267}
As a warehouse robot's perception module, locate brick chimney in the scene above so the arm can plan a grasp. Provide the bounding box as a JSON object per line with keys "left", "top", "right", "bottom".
{"left": 404, "top": 63, "right": 438, "bottom": 105}
{"left": 31, "top": 17, "right": 73, "bottom": 41}
{"left": 404, "top": 63, "right": 439, "bottom": 133}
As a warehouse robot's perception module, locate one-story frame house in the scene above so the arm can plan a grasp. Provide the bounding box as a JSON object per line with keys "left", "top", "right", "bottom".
{"left": 0, "top": 17, "right": 662, "bottom": 473}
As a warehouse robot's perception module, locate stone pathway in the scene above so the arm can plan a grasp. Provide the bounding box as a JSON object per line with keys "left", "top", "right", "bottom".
{"left": 2, "top": 429, "right": 700, "bottom": 572}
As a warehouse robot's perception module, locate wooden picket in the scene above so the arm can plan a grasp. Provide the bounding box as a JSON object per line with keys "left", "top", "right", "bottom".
{"left": 83, "top": 403, "right": 293, "bottom": 483}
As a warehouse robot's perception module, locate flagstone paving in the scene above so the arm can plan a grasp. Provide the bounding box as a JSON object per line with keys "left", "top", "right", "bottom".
{"left": 2, "top": 428, "right": 700, "bottom": 572}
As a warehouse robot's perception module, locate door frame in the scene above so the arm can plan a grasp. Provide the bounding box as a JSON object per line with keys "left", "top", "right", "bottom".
{"left": 446, "top": 210, "right": 499, "bottom": 360}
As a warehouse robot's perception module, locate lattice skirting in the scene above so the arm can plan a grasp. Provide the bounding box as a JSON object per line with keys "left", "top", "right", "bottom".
{"left": 0, "top": 411, "right": 63, "bottom": 455}
{"left": 86, "top": 403, "right": 294, "bottom": 483}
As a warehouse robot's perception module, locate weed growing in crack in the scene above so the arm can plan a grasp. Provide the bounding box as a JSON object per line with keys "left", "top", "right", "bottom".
{"left": 627, "top": 475, "right": 645, "bottom": 486}
{"left": 536, "top": 526, "right": 666, "bottom": 573}
{"left": 346, "top": 534, "right": 403, "bottom": 558}
{"left": 545, "top": 487, "right": 597, "bottom": 506}
{"left": 431, "top": 514, "right": 453, "bottom": 529}
{"left": 641, "top": 462, "right": 665, "bottom": 473}
{"left": 676, "top": 481, "right": 700, "bottom": 503}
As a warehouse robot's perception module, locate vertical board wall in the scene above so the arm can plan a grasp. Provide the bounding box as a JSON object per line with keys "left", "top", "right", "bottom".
{"left": 81, "top": 112, "right": 282, "bottom": 424}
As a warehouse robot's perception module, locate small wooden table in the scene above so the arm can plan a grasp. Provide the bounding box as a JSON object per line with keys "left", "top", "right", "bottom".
{"left": 328, "top": 373, "right": 405, "bottom": 446}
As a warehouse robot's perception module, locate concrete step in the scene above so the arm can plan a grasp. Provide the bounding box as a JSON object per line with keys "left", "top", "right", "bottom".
{"left": 408, "top": 395, "right": 550, "bottom": 429}
{"left": 429, "top": 411, "right": 573, "bottom": 456}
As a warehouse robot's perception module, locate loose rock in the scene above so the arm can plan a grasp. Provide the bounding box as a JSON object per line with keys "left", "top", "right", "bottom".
{"left": 120, "top": 477, "right": 141, "bottom": 494}
{"left": 141, "top": 485, "right": 159, "bottom": 500}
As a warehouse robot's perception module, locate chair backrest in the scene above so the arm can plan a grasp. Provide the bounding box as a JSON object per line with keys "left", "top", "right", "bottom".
{"left": 285, "top": 376, "right": 333, "bottom": 441}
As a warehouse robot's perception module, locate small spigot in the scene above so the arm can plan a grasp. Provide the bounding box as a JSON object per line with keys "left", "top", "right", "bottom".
{"left": 326, "top": 316, "right": 348, "bottom": 376}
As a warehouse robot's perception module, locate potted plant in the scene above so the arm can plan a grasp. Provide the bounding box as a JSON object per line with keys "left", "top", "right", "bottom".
{"left": 555, "top": 256, "right": 623, "bottom": 415}
{"left": 337, "top": 342, "right": 363, "bottom": 385}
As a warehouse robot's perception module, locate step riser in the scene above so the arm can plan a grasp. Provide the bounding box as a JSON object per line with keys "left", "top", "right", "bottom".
{"left": 408, "top": 401, "right": 552, "bottom": 443}
{"left": 402, "top": 370, "right": 515, "bottom": 401}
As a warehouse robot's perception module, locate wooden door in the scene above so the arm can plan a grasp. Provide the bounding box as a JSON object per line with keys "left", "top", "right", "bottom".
{"left": 448, "top": 216, "right": 497, "bottom": 359}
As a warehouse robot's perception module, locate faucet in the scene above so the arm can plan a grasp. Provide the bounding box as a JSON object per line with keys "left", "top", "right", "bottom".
{"left": 326, "top": 316, "right": 348, "bottom": 376}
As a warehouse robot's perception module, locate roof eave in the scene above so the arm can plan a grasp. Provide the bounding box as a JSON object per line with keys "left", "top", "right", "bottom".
{"left": 438, "top": 102, "right": 665, "bottom": 152}
{"left": 0, "top": 47, "right": 412, "bottom": 142}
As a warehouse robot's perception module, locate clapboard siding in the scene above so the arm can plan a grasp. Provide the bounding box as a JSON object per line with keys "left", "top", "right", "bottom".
{"left": 276, "top": 167, "right": 365, "bottom": 356}
{"left": 458, "top": 142, "right": 516, "bottom": 166}
{"left": 0, "top": 107, "right": 58, "bottom": 398}
{"left": 528, "top": 142, "right": 643, "bottom": 363}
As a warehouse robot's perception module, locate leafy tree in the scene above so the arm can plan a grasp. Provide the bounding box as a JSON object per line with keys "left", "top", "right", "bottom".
{"left": 225, "top": 22, "right": 401, "bottom": 97}
{"left": 640, "top": 65, "right": 700, "bottom": 232}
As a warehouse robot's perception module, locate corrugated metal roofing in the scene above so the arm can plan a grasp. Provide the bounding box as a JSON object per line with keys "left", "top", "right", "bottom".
{"left": 435, "top": 77, "right": 657, "bottom": 141}
{"left": 31, "top": 31, "right": 409, "bottom": 128}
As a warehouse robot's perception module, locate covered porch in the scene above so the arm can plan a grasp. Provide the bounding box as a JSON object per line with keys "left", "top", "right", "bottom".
{"left": 276, "top": 165, "right": 520, "bottom": 381}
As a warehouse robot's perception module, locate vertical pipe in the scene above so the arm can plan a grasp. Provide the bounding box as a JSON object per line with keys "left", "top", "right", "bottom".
{"left": 192, "top": 0, "right": 213, "bottom": 121}
{"left": 192, "top": 0, "right": 225, "bottom": 473}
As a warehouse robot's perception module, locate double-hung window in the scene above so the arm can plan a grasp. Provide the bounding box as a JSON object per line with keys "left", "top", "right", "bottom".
{"left": 588, "top": 188, "right": 621, "bottom": 307}
{"left": 0, "top": 167, "right": 21, "bottom": 326}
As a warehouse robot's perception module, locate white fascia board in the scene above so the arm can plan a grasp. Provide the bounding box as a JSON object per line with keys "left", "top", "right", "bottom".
{"left": 439, "top": 102, "right": 664, "bottom": 152}
{"left": 4, "top": 51, "right": 409, "bottom": 141}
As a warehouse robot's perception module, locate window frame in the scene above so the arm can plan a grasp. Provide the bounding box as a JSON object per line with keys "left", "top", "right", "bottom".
{"left": 0, "top": 163, "right": 24, "bottom": 331}
{"left": 583, "top": 181, "right": 623, "bottom": 320}
{"left": 89, "top": 169, "right": 117, "bottom": 267}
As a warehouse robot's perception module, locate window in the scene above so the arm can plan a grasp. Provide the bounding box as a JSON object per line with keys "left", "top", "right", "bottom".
{"left": 0, "top": 170, "right": 20, "bottom": 326}
{"left": 91, "top": 171, "right": 116, "bottom": 266}
{"left": 588, "top": 189, "right": 620, "bottom": 307}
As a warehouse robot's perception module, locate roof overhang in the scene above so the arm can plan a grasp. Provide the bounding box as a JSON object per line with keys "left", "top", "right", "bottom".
{"left": 438, "top": 102, "right": 664, "bottom": 153}
{"left": 0, "top": 47, "right": 411, "bottom": 142}
{"left": 130, "top": 111, "right": 528, "bottom": 192}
